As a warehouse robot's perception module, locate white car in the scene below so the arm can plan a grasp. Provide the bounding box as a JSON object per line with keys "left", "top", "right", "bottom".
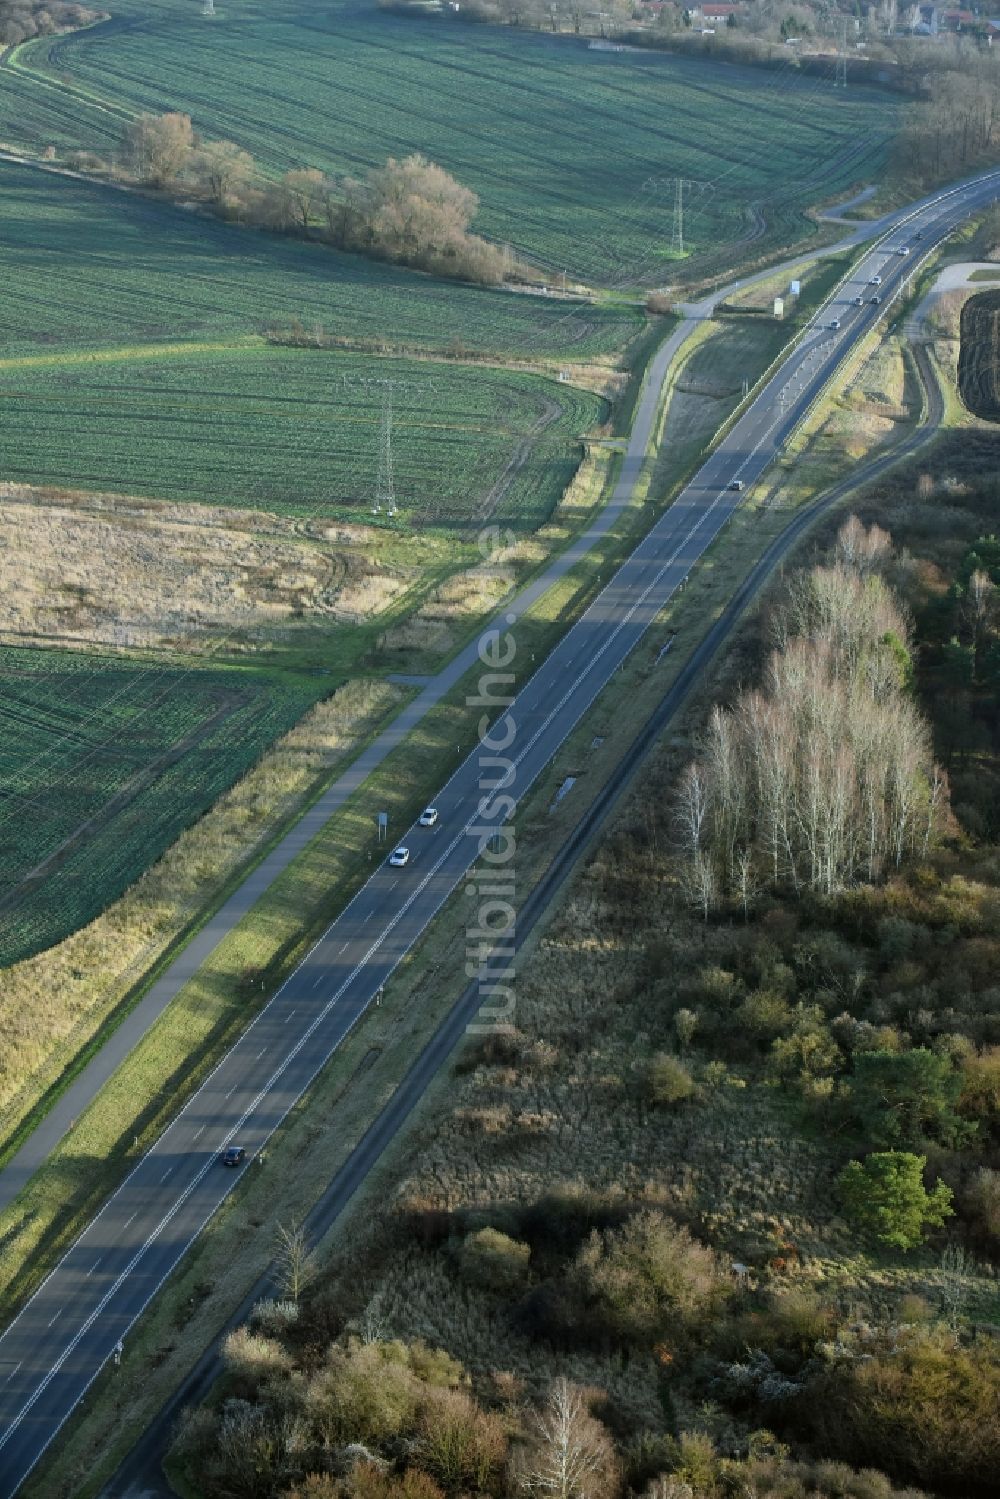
{"left": 869, "top": 274, "right": 882, "bottom": 286}
{"left": 896, "top": 246, "right": 910, "bottom": 256}
{"left": 388, "top": 847, "right": 410, "bottom": 867}
{"left": 853, "top": 296, "right": 864, "bottom": 307}
{"left": 418, "top": 807, "right": 439, "bottom": 827}
{"left": 827, "top": 319, "right": 841, "bottom": 331}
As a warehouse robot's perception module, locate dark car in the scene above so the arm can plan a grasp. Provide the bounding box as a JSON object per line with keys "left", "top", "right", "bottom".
{"left": 222, "top": 1145, "right": 246, "bottom": 1167}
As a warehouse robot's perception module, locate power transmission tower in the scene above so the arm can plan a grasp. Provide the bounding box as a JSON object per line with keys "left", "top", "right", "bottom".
{"left": 671, "top": 177, "right": 686, "bottom": 257}
{"left": 375, "top": 384, "right": 396, "bottom": 518}
{"left": 835, "top": 19, "right": 848, "bottom": 87}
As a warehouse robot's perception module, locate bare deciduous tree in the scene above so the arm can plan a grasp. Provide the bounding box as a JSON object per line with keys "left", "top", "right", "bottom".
{"left": 122, "top": 112, "right": 195, "bottom": 187}
{"left": 274, "top": 1221, "right": 318, "bottom": 1304}
{"left": 194, "top": 138, "right": 255, "bottom": 205}
{"left": 517, "top": 1379, "right": 616, "bottom": 1499}
{"left": 676, "top": 524, "right": 945, "bottom": 908}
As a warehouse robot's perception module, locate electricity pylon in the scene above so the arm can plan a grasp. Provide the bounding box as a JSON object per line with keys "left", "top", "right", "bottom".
{"left": 835, "top": 19, "right": 848, "bottom": 87}
{"left": 672, "top": 177, "right": 686, "bottom": 256}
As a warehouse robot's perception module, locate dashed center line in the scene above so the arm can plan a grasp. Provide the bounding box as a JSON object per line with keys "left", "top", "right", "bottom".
{"left": 86, "top": 1256, "right": 102, "bottom": 1278}
{"left": 3, "top": 1362, "right": 20, "bottom": 1384}
{"left": 312, "top": 974, "right": 324, "bottom": 989}
{"left": 284, "top": 1009, "right": 296, "bottom": 1023}
{"left": 47, "top": 1310, "right": 61, "bottom": 1328}
{"left": 225, "top": 1084, "right": 236, "bottom": 1098}
{"left": 193, "top": 1124, "right": 205, "bottom": 1141}
{"left": 256, "top": 1048, "right": 266, "bottom": 1060}
{"left": 122, "top": 1213, "right": 136, "bottom": 1230}
{"left": 338, "top": 941, "right": 349, "bottom": 955}
{"left": 160, "top": 1168, "right": 173, "bottom": 1183}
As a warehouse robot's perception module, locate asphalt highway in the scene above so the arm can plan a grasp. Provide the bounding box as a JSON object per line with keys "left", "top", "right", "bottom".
{"left": 1, "top": 167, "right": 998, "bottom": 1497}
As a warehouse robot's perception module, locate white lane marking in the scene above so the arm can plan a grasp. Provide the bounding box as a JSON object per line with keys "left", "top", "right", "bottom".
{"left": 390, "top": 877, "right": 400, "bottom": 890}
{"left": 312, "top": 974, "right": 324, "bottom": 989}
{"left": 0, "top": 173, "right": 995, "bottom": 1483}
{"left": 47, "top": 1310, "right": 61, "bottom": 1328}
{"left": 193, "top": 1125, "right": 205, "bottom": 1141}
{"left": 86, "top": 1257, "right": 102, "bottom": 1278}
{"left": 3, "top": 1363, "right": 20, "bottom": 1384}
{"left": 256, "top": 1048, "right": 266, "bottom": 1060}
{"left": 225, "top": 1084, "right": 236, "bottom": 1098}
{"left": 284, "top": 1009, "right": 296, "bottom": 1023}
{"left": 160, "top": 1168, "right": 172, "bottom": 1183}
{"left": 338, "top": 940, "right": 349, "bottom": 955}
{"left": 122, "top": 1214, "right": 136, "bottom": 1231}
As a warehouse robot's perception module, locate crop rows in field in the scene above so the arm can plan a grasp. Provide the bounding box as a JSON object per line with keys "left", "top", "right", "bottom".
{"left": 958, "top": 291, "right": 1000, "bottom": 421}
{"left": 0, "top": 346, "right": 605, "bottom": 529}
{"left": 1, "top": 0, "right": 898, "bottom": 280}
{"left": 0, "top": 162, "right": 637, "bottom": 359}
{"left": 0, "top": 645, "right": 323, "bottom": 964}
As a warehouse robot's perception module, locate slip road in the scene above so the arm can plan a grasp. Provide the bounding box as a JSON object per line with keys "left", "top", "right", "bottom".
{"left": 1, "top": 169, "right": 998, "bottom": 1498}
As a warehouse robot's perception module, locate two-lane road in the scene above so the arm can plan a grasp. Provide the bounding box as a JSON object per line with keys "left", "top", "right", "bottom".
{"left": 1, "top": 168, "right": 998, "bottom": 1497}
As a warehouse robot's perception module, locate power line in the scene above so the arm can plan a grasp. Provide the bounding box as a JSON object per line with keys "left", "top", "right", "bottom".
{"left": 375, "top": 383, "right": 396, "bottom": 518}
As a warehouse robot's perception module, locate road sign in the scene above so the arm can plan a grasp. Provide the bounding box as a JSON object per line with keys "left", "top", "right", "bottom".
{"left": 377, "top": 812, "right": 388, "bottom": 843}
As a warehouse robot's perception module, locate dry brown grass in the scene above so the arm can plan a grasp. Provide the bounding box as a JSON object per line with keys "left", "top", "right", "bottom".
{"left": 378, "top": 445, "right": 609, "bottom": 666}
{"left": 821, "top": 336, "right": 911, "bottom": 459}
{"left": 0, "top": 677, "right": 402, "bottom": 1146}
{"left": 291, "top": 727, "right": 848, "bottom": 1426}
{"left": 0, "top": 484, "right": 415, "bottom": 650}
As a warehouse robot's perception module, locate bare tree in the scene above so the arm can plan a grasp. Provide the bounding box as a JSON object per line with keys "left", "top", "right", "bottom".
{"left": 359, "top": 1288, "right": 388, "bottom": 1344}
{"left": 676, "top": 530, "right": 943, "bottom": 907}
{"left": 674, "top": 761, "right": 710, "bottom": 860}
{"left": 517, "top": 1379, "right": 616, "bottom": 1499}
{"left": 121, "top": 112, "right": 195, "bottom": 187}
{"left": 194, "top": 138, "right": 255, "bottom": 205}
{"left": 836, "top": 513, "right": 891, "bottom": 577}
{"left": 274, "top": 1221, "right": 317, "bottom": 1304}
{"left": 964, "top": 568, "right": 995, "bottom": 662}
{"left": 270, "top": 168, "right": 327, "bottom": 234}
{"left": 940, "top": 1243, "right": 974, "bottom": 1333}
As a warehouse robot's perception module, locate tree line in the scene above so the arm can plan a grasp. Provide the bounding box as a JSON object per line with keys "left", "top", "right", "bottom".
{"left": 891, "top": 61, "right": 1000, "bottom": 190}
{"left": 676, "top": 517, "right": 945, "bottom": 914}
{"left": 0, "top": 0, "right": 99, "bottom": 45}
{"left": 104, "top": 112, "right": 518, "bottom": 287}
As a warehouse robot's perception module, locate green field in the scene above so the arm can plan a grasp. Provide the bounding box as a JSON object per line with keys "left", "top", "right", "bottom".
{"left": 0, "top": 345, "right": 605, "bottom": 526}
{"left": 1, "top": 0, "right": 898, "bottom": 280}
{"left": 0, "top": 646, "right": 326, "bottom": 964}
{"left": 0, "top": 161, "right": 636, "bottom": 358}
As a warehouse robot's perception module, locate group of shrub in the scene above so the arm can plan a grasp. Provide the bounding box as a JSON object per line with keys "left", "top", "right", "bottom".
{"left": 174, "top": 485, "right": 1000, "bottom": 1497}
{"left": 0, "top": 0, "right": 97, "bottom": 45}
{"left": 71, "top": 112, "right": 518, "bottom": 286}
